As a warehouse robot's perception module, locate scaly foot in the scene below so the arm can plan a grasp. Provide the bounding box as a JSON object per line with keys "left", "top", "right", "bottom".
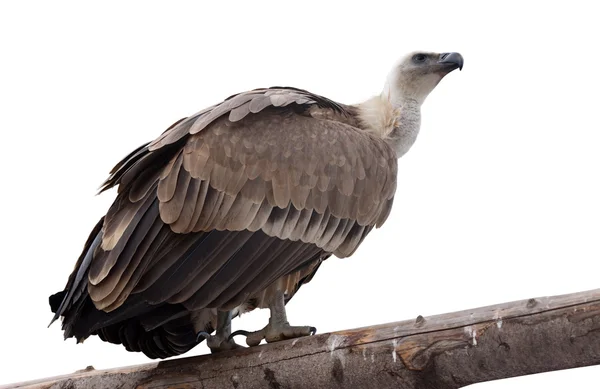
{"left": 196, "top": 311, "right": 243, "bottom": 353}
{"left": 197, "top": 330, "right": 243, "bottom": 352}
{"left": 230, "top": 322, "right": 317, "bottom": 347}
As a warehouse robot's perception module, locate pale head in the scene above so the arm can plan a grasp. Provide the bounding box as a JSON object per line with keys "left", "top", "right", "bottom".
{"left": 384, "top": 51, "right": 463, "bottom": 107}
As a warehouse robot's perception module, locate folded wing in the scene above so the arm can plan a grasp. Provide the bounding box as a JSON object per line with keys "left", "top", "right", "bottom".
{"left": 51, "top": 87, "right": 398, "bottom": 353}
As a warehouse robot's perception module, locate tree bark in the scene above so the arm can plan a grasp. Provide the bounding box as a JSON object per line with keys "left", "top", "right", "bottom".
{"left": 4, "top": 288, "right": 600, "bottom": 389}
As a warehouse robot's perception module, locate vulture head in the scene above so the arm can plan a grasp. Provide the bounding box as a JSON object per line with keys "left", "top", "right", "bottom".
{"left": 357, "top": 51, "right": 463, "bottom": 157}
{"left": 384, "top": 51, "right": 463, "bottom": 106}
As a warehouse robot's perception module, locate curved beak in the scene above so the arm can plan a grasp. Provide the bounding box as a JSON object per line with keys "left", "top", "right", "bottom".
{"left": 438, "top": 52, "right": 464, "bottom": 71}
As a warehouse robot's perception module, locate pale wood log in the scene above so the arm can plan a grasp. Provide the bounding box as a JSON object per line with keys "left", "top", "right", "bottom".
{"left": 3, "top": 288, "right": 600, "bottom": 389}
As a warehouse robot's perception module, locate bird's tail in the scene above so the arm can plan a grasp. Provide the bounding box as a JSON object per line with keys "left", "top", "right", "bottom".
{"left": 48, "top": 217, "right": 104, "bottom": 334}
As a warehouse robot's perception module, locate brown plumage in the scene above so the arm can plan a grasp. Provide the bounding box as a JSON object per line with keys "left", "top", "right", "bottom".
{"left": 49, "top": 51, "right": 463, "bottom": 358}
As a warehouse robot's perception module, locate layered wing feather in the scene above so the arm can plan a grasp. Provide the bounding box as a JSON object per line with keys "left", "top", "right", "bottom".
{"left": 52, "top": 87, "right": 398, "bottom": 350}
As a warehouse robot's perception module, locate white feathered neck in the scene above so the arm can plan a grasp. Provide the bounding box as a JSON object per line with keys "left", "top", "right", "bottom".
{"left": 356, "top": 93, "right": 421, "bottom": 159}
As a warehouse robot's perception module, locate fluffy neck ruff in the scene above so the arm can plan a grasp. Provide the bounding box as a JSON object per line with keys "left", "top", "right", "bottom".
{"left": 357, "top": 95, "right": 400, "bottom": 139}
{"left": 357, "top": 94, "right": 421, "bottom": 158}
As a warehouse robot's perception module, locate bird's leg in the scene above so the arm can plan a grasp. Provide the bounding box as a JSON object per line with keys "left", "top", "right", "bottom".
{"left": 196, "top": 310, "right": 242, "bottom": 353}
{"left": 229, "top": 290, "right": 316, "bottom": 347}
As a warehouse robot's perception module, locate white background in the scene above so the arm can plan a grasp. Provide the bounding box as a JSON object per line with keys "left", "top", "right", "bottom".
{"left": 0, "top": 1, "right": 598, "bottom": 387}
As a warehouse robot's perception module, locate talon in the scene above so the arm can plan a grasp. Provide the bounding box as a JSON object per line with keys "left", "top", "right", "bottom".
{"left": 310, "top": 327, "right": 317, "bottom": 336}
{"left": 228, "top": 329, "right": 251, "bottom": 342}
{"left": 196, "top": 331, "right": 212, "bottom": 342}
{"left": 228, "top": 329, "right": 265, "bottom": 347}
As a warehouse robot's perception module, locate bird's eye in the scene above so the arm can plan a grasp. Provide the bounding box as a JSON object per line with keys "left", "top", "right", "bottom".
{"left": 413, "top": 54, "right": 427, "bottom": 63}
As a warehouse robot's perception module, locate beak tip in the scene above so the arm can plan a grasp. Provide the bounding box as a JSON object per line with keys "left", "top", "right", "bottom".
{"left": 439, "top": 52, "right": 464, "bottom": 72}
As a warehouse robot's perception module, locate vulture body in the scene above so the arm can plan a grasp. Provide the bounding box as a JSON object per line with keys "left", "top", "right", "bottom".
{"left": 49, "top": 51, "right": 463, "bottom": 358}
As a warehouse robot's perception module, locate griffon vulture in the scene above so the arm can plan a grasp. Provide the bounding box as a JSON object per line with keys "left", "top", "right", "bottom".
{"left": 49, "top": 51, "right": 463, "bottom": 358}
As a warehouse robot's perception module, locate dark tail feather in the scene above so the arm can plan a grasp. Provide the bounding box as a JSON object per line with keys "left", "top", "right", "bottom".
{"left": 49, "top": 291, "right": 66, "bottom": 313}
{"left": 48, "top": 217, "right": 104, "bottom": 327}
{"left": 96, "top": 310, "right": 205, "bottom": 359}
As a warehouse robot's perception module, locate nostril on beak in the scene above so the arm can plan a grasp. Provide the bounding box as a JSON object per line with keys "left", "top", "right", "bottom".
{"left": 440, "top": 53, "right": 450, "bottom": 61}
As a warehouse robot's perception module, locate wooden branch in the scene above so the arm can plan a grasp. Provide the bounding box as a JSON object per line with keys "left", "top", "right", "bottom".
{"left": 5, "top": 288, "right": 600, "bottom": 389}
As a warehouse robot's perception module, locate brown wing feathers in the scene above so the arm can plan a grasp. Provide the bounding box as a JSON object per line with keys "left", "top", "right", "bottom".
{"left": 50, "top": 87, "right": 398, "bottom": 358}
